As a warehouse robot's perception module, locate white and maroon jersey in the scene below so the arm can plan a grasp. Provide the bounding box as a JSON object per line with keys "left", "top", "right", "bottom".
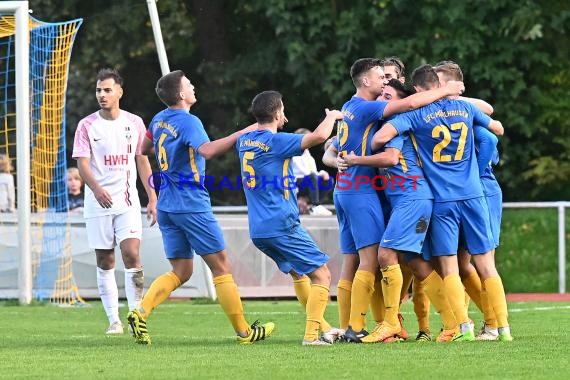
{"left": 72, "top": 110, "right": 145, "bottom": 218}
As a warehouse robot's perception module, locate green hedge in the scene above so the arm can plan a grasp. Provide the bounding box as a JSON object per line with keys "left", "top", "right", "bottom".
{"left": 497, "top": 208, "right": 570, "bottom": 293}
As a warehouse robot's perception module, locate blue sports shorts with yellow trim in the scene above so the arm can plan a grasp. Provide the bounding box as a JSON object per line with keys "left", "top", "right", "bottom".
{"left": 430, "top": 197, "right": 494, "bottom": 256}
{"left": 333, "top": 192, "right": 385, "bottom": 254}
{"left": 157, "top": 209, "right": 225, "bottom": 259}
{"left": 381, "top": 198, "right": 432, "bottom": 254}
{"left": 252, "top": 225, "right": 329, "bottom": 275}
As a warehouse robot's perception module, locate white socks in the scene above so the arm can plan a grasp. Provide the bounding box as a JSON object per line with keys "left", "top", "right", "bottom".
{"left": 96, "top": 267, "right": 120, "bottom": 324}
{"left": 124, "top": 267, "right": 144, "bottom": 311}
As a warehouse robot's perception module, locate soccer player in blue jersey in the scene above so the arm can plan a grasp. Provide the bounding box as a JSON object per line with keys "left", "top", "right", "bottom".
{"left": 338, "top": 79, "right": 459, "bottom": 343}
{"left": 127, "top": 70, "right": 274, "bottom": 345}
{"left": 372, "top": 64, "right": 512, "bottom": 341}
{"left": 236, "top": 90, "right": 344, "bottom": 345}
{"left": 435, "top": 61, "right": 503, "bottom": 340}
{"left": 335, "top": 58, "right": 464, "bottom": 342}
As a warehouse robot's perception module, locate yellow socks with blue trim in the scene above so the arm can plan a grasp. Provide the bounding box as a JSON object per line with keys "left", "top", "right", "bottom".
{"left": 349, "top": 270, "right": 375, "bottom": 331}
{"left": 483, "top": 276, "right": 509, "bottom": 328}
{"left": 139, "top": 271, "right": 181, "bottom": 319}
{"left": 336, "top": 279, "right": 352, "bottom": 330}
{"left": 293, "top": 277, "right": 332, "bottom": 331}
{"left": 213, "top": 274, "right": 250, "bottom": 334}
{"left": 380, "top": 264, "right": 403, "bottom": 327}
{"left": 304, "top": 284, "right": 330, "bottom": 341}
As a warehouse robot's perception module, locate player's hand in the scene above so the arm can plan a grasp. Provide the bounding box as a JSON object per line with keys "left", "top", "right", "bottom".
{"left": 318, "top": 170, "right": 330, "bottom": 181}
{"left": 146, "top": 198, "right": 157, "bottom": 227}
{"left": 93, "top": 186, "right": 113, "bottom": 208}
{"left": 325, "top": 108, "right": 344, "bottom": 120}
{"left": 336, "top": 151, "right": 349, "bottom": 171}
{"left": 445, "top": 80, "right": 465, "bottom": 96}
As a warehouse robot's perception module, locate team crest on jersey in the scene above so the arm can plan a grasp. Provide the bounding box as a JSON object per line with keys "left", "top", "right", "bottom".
{"left": 415, "top": 217, "right": 428, "bottom": 233}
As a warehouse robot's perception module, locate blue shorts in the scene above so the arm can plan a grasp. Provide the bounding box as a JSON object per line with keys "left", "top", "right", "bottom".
{"left": 252, "top": 225, "right": 329, "bottom": 275}
{"left": 430, "top": 197, "right": 494, "bottom": 256}
{"left": 157, "top": 210, "right": 225, "bottom": 259}
{"left": 381, "top": 199, "right": 432, "bottom": 254}
{"left": 333, "top": 192, "right": 385, "bottom": 254}
{"left": 486, "top": 192, "right": 502, "bottom": 248}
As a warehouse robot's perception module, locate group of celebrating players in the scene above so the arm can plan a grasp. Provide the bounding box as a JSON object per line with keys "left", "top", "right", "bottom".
{"left": 76, "top": 55, "right": 512, "bottom": 346}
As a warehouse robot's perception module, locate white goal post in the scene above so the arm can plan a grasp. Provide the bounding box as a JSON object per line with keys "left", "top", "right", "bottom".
{"left": 1, "top": 1, "right": 32, "bottom": 305}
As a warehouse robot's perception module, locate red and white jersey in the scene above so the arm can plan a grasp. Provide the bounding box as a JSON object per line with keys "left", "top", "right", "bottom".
{"left": 72, "top": 110, "right": 145, "bottom": 218}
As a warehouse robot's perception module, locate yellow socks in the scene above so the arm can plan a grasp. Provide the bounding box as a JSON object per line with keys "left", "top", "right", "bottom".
{"left": 412, "top": 278, "right": 431, "bottom": 333}
{"left": 380, "top": 264, "right": 403, "bottom": 326}
{"left": 462, "top": 270, "right": 483, "bottom": 314}
{"left": 483, "top": 276, "right": 509, "bottom": 328}
{"left": 349, "top": 270, "right": 375, "bottom": 331}
{"left": 443, "top": 273, "right": 469, "bottom": 325}
{"left": 370, "top": 277, "right": 385, "bottom": 324}
{"left": 400, "top": 264, "right": 414, "bottom": 302}
{"left": 304, "top": 284, "right": 330, "bottom": 341}
{"left": 336, "top": 279, "right": 352, "bottom": 330}
{"left": 480, "top": 285, "right": 498, "bottom": 328}
{"left": 422, "top": 271, "right": 457, "bottom": 330}
{"left": 213, "top": 274, "right": 249, "bottom": 334}
{"left": 293, "top": 277, "right": 332, "bottom": 331}
{"left": 139, "top": 271, "right": 181, "bottom": 319}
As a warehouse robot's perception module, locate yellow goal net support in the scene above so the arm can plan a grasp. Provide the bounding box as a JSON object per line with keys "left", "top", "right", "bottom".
{"left": 0, "top": 14, "right": 85, "bottom": 305}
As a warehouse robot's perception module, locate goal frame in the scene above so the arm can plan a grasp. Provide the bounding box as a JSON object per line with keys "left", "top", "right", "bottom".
{"left": 1, "top": 1, "right": 31, "bottom": 304}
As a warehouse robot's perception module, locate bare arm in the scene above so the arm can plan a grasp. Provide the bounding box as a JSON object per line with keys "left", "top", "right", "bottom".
{"left": 142, "top": 135, "right": 154, "bottom": 156}
{"left": 300, "top": 109, "right": 344, "bottom": 150}
{"left": 322, "top": 142, "right": 338, "bottom": 168}
{"left": 198, "top": 123, "right": 258, "bottom": 160}
{"left": 76, "top": 157, "right": 113, "bottom": 208}
{"left": 383, "top": 80, "right": 465, "bottom": 118}
{"left": 337, "top": 149, "right": 399, "bottom": 171}
{"left": 460, "top": 96, "right": 494, "bottom": 115}
{"left": 371, "top": 123, "right": 399, "bottom": 151}
{"left": 135, "top": 155, "right": 157, "bottom": 226}
{"left": 488, "top": 119, "right": 504, "bottom": 136}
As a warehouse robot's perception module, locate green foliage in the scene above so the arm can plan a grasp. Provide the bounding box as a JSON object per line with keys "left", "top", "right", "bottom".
{"left": 28, "top": 0, "right": 570, "bottom": 204}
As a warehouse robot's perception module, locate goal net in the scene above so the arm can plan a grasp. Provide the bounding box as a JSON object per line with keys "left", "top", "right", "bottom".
{"left": 0, "top": 12, "right": 85, "bottom": 304}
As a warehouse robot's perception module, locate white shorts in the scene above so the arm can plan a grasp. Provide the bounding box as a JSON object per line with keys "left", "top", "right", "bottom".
{"left": 85, "top": 208, "right": 143, "bottom": 250}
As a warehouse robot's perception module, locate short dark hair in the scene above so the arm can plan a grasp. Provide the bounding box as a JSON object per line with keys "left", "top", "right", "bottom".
{"left": 96, "top": 68, "right": 123, "bottom": 86}
{"left": 156, "top": 70, "right": 185, "bottom": 106}
{"left": 385, "top": 78, "right": 414, "bottom": 99}
{"left": 350, "top": 58, "right": 383, "bottom": 88}
{"left": 411, "top": 64, "right": 440, "bottom": 90}
{"left": 433, "top": 60, "right": 464, "bottom": 82}
{"left": 251, "top": 91, "right": 282, "bottom": 124}
{"left": 381, "top": 56, "right": 406, "bottom": 79}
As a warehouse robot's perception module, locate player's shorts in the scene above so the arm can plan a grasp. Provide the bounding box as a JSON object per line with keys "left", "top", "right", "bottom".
{"left": 430, "top": 197, "right": 494, "bottom": 256}
{"left": 333, "top": 192, "right": 385, "bottom": 254}
{"left": 485, "top": 192, "right": 502, "bottom": 248}
{"left": 252, "top": 225, "right": 329, "bottom": 276}
{"left": 403, "top": 238, "right": 432, "bottom": 264}
{"left": 85, "top": 208, "right": 142, "bottom": 249}
{"left": 157, "top": 210, "right": 225, "bottom": 259}
{"left": 381, "top": 198, "right": 432, "bottom": 254}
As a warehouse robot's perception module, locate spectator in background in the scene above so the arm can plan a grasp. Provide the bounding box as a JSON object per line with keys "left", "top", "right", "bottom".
{"left": 67, "top": 167, "right": 84, "bottom": 212}
{"left": 0, "top": 154, "right": 15, "bottom": 213}
{"left": 291, "top": 128, "right": 333, "bottom": 216}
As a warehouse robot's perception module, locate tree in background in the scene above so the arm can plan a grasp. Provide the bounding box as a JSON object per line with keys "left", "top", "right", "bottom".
{"left": 30, "top": 0, "right": 570, "bottom": 203}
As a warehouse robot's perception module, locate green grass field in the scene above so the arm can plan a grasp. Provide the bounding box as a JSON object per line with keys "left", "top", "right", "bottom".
{"left": 1, "top": 299, "right": 569, "bottom": 379}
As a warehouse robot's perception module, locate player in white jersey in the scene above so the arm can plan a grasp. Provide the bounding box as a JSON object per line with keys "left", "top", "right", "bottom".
{"left": 72, "top": 68, "right": 157, "bottom": 335}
